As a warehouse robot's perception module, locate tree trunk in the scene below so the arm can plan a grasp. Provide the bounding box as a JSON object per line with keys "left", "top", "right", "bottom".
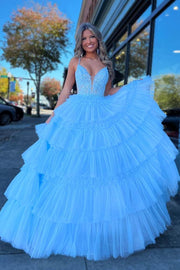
{"left": 36, "top": 79, "right": 41, "bottom": 117}
{"left": 50, "top": 96, "right": 54, "bottom": 109}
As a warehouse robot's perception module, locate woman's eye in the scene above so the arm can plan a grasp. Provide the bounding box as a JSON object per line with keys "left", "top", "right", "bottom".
{"left": 82, "top": 35, "right": 95, "bottom": 41}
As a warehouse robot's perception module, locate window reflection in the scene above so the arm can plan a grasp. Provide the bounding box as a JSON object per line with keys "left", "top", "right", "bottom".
{"left": 128, "top": 25, "right": 150, "bottom": 81}
{"left": 114, "top": 47, "right": 126, "bottom": 86}
{"left": 131, "top": 6, "right": 151, "bottom": 33}
{"left": 152, "top": 0, "right": 180, "bottom": 148}
{"left": 156, "top": 0, "right": 165, "bottom": 7}
{"left": 115, "top": 32, "right": 128, "bottom": 49}
{"left": 108, "top": 46, "right": 114, "bottom": 58}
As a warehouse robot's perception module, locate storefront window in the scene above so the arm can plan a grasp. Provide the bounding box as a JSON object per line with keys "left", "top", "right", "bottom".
{"left": 128, "top": 25, "right": 150, "bottom": 82}
{"left": 156, "top": 0, "right": 165, "bottom": 7}
{"left": 152, "top": 0, "right": 180, "bottom": 147}
{"left": 108, "top": 46, "right": 114, "bottom": 58}
{"left": 131, "top": 6, "right": 151, "bottom": 33}
{"left": 115, "top": 31, "right": 128, "bottom": 49}
{"left": 114, "top": 47, "right": 126, "bottom": 86}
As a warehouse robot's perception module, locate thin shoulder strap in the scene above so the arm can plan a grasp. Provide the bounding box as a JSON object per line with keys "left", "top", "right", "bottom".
{"left": 78, "top": 57, "right": 81, "bottom": 65}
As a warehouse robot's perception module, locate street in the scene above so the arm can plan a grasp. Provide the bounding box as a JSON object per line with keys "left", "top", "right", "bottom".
{"left": 0, "top": 115, "right": 180, "bottom": 270}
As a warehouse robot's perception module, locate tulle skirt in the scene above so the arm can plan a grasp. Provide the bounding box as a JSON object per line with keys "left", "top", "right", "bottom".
{"left": 0, "top": 76, "right": 179, "bottom": 260}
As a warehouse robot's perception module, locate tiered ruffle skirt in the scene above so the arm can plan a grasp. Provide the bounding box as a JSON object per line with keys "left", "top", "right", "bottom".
{"left": 0, "top": 76, "right": 179, "bottom": 260}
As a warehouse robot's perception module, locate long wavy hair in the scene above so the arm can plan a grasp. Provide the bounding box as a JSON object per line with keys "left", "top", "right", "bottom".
{"left": 74, "top": 23, "right": 114, "bottom": 80}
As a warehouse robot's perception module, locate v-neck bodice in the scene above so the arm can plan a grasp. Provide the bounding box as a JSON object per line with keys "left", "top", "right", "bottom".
{"left": 75, "top": 61, "right": 109, "bottom": 96}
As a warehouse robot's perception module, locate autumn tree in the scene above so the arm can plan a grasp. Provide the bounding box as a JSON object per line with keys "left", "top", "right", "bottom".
{"left": 0, "top": 68, "right": 8, "bottom": 97}
{"left": 0, "top": 67, "right": 22, "bottom": 100}
{"left": 9, "top": 91, "right": 24, "bottom": 104}
{"left": 41, "top": 77, "right": 61, "bottom": 108}
{"left": 2, "top": 2, "right": 69, "bottom": 116}
{"left": 9, "top": 80, "right": 22, "bottom": 102}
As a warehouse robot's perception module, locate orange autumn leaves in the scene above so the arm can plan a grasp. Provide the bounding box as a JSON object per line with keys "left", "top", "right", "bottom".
{"left": 41, "top": 77, "right": 61, "bottom": 97}
{"left": 3, "top": 2, "right": 70, "bottom": 69}
{"left": 12, "top": 3, "right": 69, "bottom": 40}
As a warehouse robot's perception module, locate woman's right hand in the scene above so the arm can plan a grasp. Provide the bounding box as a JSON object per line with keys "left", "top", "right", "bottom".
{"left": 45, "top": 112, "right": 54, "bottom": 124}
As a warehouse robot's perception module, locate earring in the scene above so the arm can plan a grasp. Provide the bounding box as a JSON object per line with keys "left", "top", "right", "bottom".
{"left": 97, "top": 48, "right": 100, "bottom": 55}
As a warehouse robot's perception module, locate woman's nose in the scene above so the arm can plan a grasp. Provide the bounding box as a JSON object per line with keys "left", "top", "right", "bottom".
{"left": 86, "top": 37, "right": 91, "bottom": 43}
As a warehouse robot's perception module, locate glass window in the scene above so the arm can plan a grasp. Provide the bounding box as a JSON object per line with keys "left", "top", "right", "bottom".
{"left": 114, "top": 47, "right": 126, "bottom": 86}
{"left": 115, "top": 31, "right": 128, "bottom": 49}
{"left": 131, "top": 6, "right": 151, "bottom": 33}
{"left": 152, "top": 0, "right": 180, "bottom": 147}
{"left": 156, "top": 0, "right": 165, "bottom": 7}
{"left": 108, "top": 46, "right": 114, "bottom": 58}
{"left": 128, "top": 25, "right": 150, "bottom": 82}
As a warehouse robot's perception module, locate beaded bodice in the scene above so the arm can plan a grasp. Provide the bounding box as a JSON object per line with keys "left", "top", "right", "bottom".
{"left": 75, "top": 61, "right": 109, "bottom": 96}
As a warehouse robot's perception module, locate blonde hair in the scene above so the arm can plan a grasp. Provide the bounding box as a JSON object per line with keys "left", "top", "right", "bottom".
{"left": 74, "top": 23, "right": 114, "bottom": 80}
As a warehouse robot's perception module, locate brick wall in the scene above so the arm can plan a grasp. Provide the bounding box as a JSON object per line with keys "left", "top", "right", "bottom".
{"left": 78, "top": 0, "right": 99, "bottom": 26}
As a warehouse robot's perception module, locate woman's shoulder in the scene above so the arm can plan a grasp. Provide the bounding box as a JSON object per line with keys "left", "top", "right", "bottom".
{"left": 69, "top": 57, "right": 79, "bottom": 70}
{"left": 69, "top": 57, "right": 79, "bottom": 65}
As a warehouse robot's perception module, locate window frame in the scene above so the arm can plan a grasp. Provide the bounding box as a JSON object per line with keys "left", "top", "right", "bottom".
{"left": 107, "top": 0, "right": 176, "bottom": 84}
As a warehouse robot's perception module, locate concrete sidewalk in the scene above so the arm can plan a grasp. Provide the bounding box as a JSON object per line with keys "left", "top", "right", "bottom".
{"left": 0, "top": 115, "right": 180, "bottom": 270}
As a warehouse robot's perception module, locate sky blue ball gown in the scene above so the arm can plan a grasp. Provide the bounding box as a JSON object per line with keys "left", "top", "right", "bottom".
{"left": 0, "top": 59, "right": 179, "bottom": 261}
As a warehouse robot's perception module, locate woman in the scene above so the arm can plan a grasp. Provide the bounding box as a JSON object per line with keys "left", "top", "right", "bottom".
{"left": 0, "top": 23, "right": 179, "bottom": 261}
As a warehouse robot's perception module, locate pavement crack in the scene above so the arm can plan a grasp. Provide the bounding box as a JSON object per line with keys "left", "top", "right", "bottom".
{"left": 84, "top": 257, "right": 88, "bottom": 270}
{"left": 0, "top": 252, "right": 25, "bottom": 255}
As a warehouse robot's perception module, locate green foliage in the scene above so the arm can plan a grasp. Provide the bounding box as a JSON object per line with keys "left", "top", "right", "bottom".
{"left": 115, "top": 23, "right": 149, "bottom": 80}
{"left": 0, "top": 67, "right": 22, "bottom": 99}
{"left": 154, "top": 74, "right": 180, "bottom": 110}
{"left": 129, "top": 26, "right": 149, "bottom": 78}
{"left": 0, "top": 68, "right": 8, "bottom": 96}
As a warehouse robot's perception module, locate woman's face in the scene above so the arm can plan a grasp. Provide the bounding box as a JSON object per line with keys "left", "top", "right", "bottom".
{"left": 81, "top": 29, "right": 98, "bottom": 54}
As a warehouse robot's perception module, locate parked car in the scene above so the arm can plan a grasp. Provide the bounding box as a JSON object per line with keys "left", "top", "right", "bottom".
{"left": 33, "top": 102, "right": 51, "bottom": 109}
{"left": 163, "top": 108, "right": 180, "bottom": 149}
{"left": 0, "top": 104, "right": 16, "bottom": 125}
{"left": 40, "top": 103, "right": 51, "bottom": 109}
{"left": 0, "top": 97, "right": 24, "bottom": 122}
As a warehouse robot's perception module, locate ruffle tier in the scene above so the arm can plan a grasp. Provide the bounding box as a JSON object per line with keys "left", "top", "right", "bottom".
{"left": 0, "top": 76, "right": 179, "bottom": 260}
{"left": 0, "top": 196, "right": 170, "bottom": 260}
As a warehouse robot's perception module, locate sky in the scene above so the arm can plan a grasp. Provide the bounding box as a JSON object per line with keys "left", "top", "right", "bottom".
{"left": 134, "top": 1, "right": 180, "bottom": 77}
{"left": 0, "top": 0, "right": 83, "bottom": 94}
{"left": 151, "top": 1, "right": 180, "bottom": 77}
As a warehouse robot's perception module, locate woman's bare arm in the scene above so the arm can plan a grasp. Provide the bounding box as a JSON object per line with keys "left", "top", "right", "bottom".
{"left": 54, "top": 57, "right": 77, "bottom": 109}
{"left": 104, "top": 79, "right": 122, "bottom": 96}
{"left": 46, "top": 57, "right": 78, "bottom": 123}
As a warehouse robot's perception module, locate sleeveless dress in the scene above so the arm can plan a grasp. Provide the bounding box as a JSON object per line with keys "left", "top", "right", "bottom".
{"left": 0, "top": 60, "right": 179, "bottom": 261}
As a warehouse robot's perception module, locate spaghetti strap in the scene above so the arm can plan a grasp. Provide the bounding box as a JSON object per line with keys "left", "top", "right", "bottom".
{"left": 78, "top": 57, "right": 81, "bottom": 64}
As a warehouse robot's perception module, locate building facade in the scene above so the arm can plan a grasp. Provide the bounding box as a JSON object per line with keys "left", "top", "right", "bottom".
{"left": 77, "top": 0, "right": 180, "bottom": 152}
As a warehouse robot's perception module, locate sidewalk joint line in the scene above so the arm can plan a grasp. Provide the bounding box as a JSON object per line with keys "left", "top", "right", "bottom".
{"left": 84, "top": 257, "right": 88, "bottom": 270}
